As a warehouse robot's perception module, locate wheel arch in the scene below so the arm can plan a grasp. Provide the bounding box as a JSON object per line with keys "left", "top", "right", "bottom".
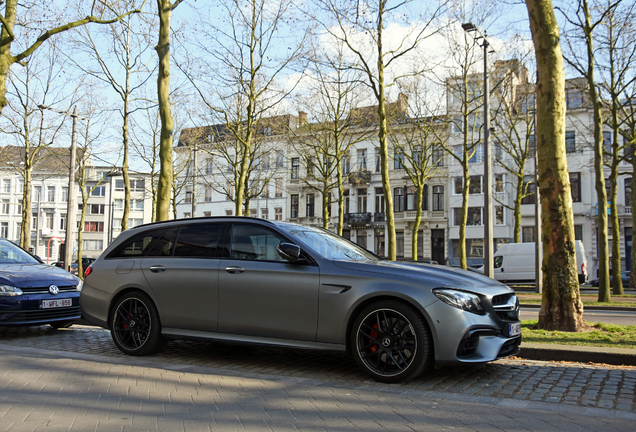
{"left": 107, "top": 286, "right": 160, "bottom": 330}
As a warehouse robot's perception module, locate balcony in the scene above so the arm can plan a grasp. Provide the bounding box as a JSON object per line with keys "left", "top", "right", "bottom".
{"left": 374, "top": 212, "right": 385, "bottom": 222}
{"left": 344, "top": 212, "right": 372, "bottom": 225}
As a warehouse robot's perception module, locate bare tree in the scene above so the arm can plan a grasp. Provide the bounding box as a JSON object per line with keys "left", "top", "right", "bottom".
{"left": 318, "top": 0, "right": 446, "bottom": 260}
{"left": 178, "top": 0, "right": 307, "bottom": 216}
{"left": 291, "top": 41, "right": 372, "bottom": 233}
{"left": 69, "top": 0, "right": 155, "bottom": 231}
{"left": 0, "top": 40, "right": 71, "bottom": 251}
{"left": 155, "top": 0, "right": 184, "bottom": 221}
{"left": 0, "top": 1, "right": 145, "bottom": 115}
{"left": 525, "top": 0, "right": 587, "bottom": 331}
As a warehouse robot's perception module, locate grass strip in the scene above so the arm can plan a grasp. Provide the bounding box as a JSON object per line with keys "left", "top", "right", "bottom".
{"left": 522, "top": 320, "right": 636, "bottom": 350}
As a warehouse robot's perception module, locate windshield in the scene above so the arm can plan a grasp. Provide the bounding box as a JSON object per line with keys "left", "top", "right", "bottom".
{"left": 279, "top": 224, "right": 380, "bottom": 261}
{"left": 0, "top": 241, "right": 39, "bottom": 264}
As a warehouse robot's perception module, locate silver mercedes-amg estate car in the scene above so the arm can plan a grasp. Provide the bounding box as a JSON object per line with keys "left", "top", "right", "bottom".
{"left": 80, "top": 217, "right": 521, "bottom": 382}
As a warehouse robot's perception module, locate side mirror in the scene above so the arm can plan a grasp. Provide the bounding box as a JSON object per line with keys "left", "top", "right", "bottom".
{"left": 277, "top": 243, "right": 301, "bottom": 263}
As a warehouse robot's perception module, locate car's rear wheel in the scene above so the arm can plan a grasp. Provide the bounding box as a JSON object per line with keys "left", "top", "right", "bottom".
{"left": 351, "top": 300, "right": 432, "bottom": 383}
{"left": 49, "top": 320, "right": 74, "bottom": 329}
{"left": 110, "top": 292, "right": 164, "bottom": 356}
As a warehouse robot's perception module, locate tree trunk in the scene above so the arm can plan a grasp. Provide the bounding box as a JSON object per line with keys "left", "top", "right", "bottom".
{"left": 411, "top": 184, "right": 424, "bottom": 261}
{"left": 525, "top": 0, "right": 587, "bottom": 331}
{"left": 459, "top": 166, "right": 470, "bottom": 269}
{"left": 154, "top": 0, "right": 176, "bottom": 222}
{"left": 322, "top": 185, "right": 329, "bottom": 230}
{"left": 20, "top": 168, "right": 32, "bottom": 250}
{"left": 514, "top": 174, "right": 523, "bottom": 243}
{"left": 122, "top": 91, "right": 131, "bottom": 231}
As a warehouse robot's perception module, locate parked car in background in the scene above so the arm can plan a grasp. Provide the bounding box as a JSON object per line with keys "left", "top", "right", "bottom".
{"left": 52, "top": 258, "right": 97, "bottom": 276}
{"left": 81, "top": 217, "right": 521, "bottom": 383}
{"left": 0, "top": 239, "right": 82, "bottom": 328}
{"left": 588, "top": 271, "right": 633, "bottom": 288}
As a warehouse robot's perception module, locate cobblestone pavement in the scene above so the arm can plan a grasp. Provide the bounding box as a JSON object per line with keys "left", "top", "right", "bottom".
{"left": 3, "top": 345, "right": 635, "bottom": 432}
{"left": 1, "top": 325, "right": 636, "bottom": 418}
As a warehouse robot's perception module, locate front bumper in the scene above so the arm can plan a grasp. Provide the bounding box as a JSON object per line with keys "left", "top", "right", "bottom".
{"left": 425, "top": 298, "right": 521, "bottom": 365}
{"left": 0, "top": 293, "right": 81, "bottom": 327}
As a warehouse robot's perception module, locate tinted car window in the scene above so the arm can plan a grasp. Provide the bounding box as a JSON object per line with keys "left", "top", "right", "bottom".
{"left": 231, "top": 224, "right": 286, "bottom": 261}
{"left": 174, "top": 224, "right": 224, "bottom": 258}
{"left": 494, "top": 256, "right": 503, "bottom": 268}
{"left": 109, "top": 228, "right": 178, "bottom": 258}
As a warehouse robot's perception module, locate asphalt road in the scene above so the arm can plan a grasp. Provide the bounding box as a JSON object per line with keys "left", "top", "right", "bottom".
{"left": 520, "top": 306, "right": 636, "bottom": 326}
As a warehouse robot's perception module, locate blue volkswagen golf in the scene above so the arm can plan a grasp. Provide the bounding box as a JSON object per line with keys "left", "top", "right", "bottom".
{"left": 0, "top": 239, "right": 82, "bottom": 328}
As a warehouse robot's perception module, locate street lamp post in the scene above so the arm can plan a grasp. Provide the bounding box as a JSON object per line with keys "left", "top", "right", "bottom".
{"left": 462, "top": 22, "right": 494, "bottom": 279}
{"left": 38, "top": 105, "right": 87, "bottom": 272}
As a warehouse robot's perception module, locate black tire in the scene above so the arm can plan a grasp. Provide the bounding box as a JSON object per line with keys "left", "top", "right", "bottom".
{"left": 49, "top": 320, "right": 74, "bottom": 329}
{"left": 351, "top": 300, "right": 432, "bottom": 383}
{"left": 110, "top": 291, "right": 165, "bottom": 356}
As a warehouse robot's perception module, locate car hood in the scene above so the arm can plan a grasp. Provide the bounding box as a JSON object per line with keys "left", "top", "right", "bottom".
{"left": 332, "top": 260, "right": 512, "bottom": 294}
{"left": 0, "top": 263, "right": 79, "bottom": 288}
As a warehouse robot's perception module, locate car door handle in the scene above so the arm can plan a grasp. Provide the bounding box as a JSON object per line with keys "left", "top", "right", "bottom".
{"left": 225, "top": 266, "right": 245, "bottom": 274}
{"left": 149, "top": 265, "right": 166, "bottom": 273}
{"left": 501, "top": 268, "right": 504, "bottom": 272}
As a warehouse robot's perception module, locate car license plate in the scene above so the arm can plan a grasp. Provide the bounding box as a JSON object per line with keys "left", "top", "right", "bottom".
{"left": 509, "top": 322, "right": 521, "bottom": 337}
{"left": 41, "top": 299, "right": 72, "bottom": 309}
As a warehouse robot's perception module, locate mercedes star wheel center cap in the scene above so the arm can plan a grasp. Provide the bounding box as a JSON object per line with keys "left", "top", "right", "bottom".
{"left": 382, "top": 337, "right": 392, "bottom": 347}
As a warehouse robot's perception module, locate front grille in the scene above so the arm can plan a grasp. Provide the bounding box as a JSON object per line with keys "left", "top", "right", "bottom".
{"left": 20, "top": 285, "right": 78, "bottom": 294}
{"left": 491, "top": 293, "right": 519, "bottom": 322}
{"left": 0, "top": 306, "right": 81, "bottom": 323}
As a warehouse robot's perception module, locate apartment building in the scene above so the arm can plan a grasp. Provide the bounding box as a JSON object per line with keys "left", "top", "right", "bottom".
{"left": 174, "top": 67, "right": 634, "bottom": 279}
{"left": 0, "top": 146, "right": 153, "bottom": 262}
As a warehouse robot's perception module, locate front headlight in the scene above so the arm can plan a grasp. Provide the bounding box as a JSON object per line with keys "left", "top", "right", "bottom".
{"left": 75, "top": 280, "right": 83, "bottom": 292}
{"left": 433, "top": 288, "right": 484, "bottom": 314}
{"left": 0, "top": 285, "right": 23, "bottom": 296}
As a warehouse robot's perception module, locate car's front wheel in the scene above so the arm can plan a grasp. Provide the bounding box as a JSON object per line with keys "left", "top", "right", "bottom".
{"left": 110, "top": 291, "right": 165, "bottom": 356}
{"left": 351, "top": 300, "right": 432, "bottom": 383}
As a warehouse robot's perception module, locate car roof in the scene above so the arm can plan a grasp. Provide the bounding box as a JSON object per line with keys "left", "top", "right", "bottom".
{"left": 132, "top": 216, "right": 281, "bottom": 231}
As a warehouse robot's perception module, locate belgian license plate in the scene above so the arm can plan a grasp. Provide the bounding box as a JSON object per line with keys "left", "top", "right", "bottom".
{"left": 40, "top": 299, "right": 72, "bottom": 309}
{"left": 509, "top": 322, "right": 521, "bottom": 337}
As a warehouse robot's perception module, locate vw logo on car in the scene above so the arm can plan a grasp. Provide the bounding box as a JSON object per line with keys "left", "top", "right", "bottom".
{"left": 49, "top": 285, "right": 59, "bottom": 295}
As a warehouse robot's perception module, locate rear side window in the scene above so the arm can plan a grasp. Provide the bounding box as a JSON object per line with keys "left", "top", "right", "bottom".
{"left": 174, "top": 224, "right": 224, "bottom": 258}
{"left": 108, "top": 228, "right": 178, "bottom": 258}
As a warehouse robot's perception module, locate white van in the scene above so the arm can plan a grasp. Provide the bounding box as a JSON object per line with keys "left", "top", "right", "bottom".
{"left": 484, "top": 241, "right": 588, "bottom": 284}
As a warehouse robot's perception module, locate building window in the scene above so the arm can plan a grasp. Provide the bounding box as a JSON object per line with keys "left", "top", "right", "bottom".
{"left": 275, "top": 178, "right": 283, "bottom": 198}
{"left": 91, "top": 186, "right": 105, "bottom": 197}
{"left": 275, "top": 207, "right": 282, "bottom": 221}
{"left": 394, "top": 187, "right": 405, "bottom": 212}
{"left": 16, "top": 200, "right": 22, "bottom": 215}
{"left": 45, "top": 213, "right": 53, "bottom": 229}
{"left": 2, "top": 179, "right": 10, "bottom": 193}
{"left": 357, "top": 149, "right": 367, "bottom": 170}
{"left": 131, "top": 199, "right": 144, "bottom": 211}
{"left": 565, "top": 131, "right": 576, "bottom": 153}
{"left": 522, "top": 226, "right": 535, "bottom": 243}
{"left": 452, "top": 239, "right": 484, "bottom": 258}
{"left": 206, "top": 159, "right": 213, "bottom": 174}
{"left": 521, "top": 175, "right": 536, "bottom": 204}
{"left": 394, "top": 151, "right": 405, "bottom": 169}
{"left": 290, "top": 194, "right": 299, "bottom": 218}
{"left": 1, "top": 200, "right": 9, "bottom": 214}
{"left": 566, "top": 88, "right": 583, "bottom": 109}
{"left": 495, "top": 174, "right": 504, "bottom": 192}
{"left": 291, "top": 157, "right": 299, "bottom": 179}
{"left": 227, "top": 183, "right": 234, "bottom": 200}
{"left": 249, "top": 208, "right": 257, "bottom": 217}
{"left": 225, "top": 209, "right": 233, "bottom": 216}
{"left": 205, "top": 187, "right": 213, "bottom": 202}
{"left": 203, "top": 211, "right": 211, "bottom": 217}
{"left": 277, "top": 150, "right": 285, "bottom": 167}
{"left": 624, "top": 136, "right": 633, "bottom": 160}
{"left": 375, "top": 148, "right": 381, "bottom": 172}
{"left": 60, "top": 215, "right": 66, "bottom": 230}
{"left": 183, "top": 212, "right": 191, "bottom": 218}
{"left": 468, "top": 144, "right": 483, "bottom": 164}
{"left": 33, "top": 186, "right": 41, "bottom": 202}
{"left": 261, "top": 208, "right": 268, "bottom": 220}
{"left": 0, "top": 222, "right": 8, "bottom": 238}
{"left": 574, "top": 224, "right": 583, "bottom": 241}
{"left": 89, "top": 204, "right": 105, "bottom": 215}
{"left": 84, "top": 221, "right": 104, "bottom": 232}
{"left": 432, "top": 145, "right": 444, "bottom": 166}
{"left": 306, "top": 194, "right": 315, "bottom": 217}
{"left": 114, "top": 199, "right": 124, "bottom": 210}
{"left": 185, "top": 187, "right": 193, "bottom": 204}
{"left": 453, "top": 207, "right": 483, "bottom": 226}
{"left": 626, "top": 177, "right": 633, "bottom": 207}
{"left": 342, "top": 153, "right": 351, "bottom": 174}
{"left": 62, "top": 187, "right": 69, "bottom": 202}
{"left": 432, "top": 186, "right": 444, "bottom": 211}
{"left": 495, "top": 205, "right": 504, "bottom": 225}
{"left": 82, "top": 239, "right": 104, "bottom": 251}
{"left": 32, "top": 213, "right": 37, "bottom": 229}
{"left": 570, "top": 172, "right": 581, "bottom": 202}
{"left": 396, "top": 230, "right": 404, "bottom": 258}
{"left": 357, "top": 188, "right": 367, "bottom": 212}
{"left": 453, "top": 176, "right": 483, "bottom": 195}
{"left": 130, "top": 179, "right": 145, "bottom": 191}
{"left": 115, "top": 179, "right": 124, "bottom": 191}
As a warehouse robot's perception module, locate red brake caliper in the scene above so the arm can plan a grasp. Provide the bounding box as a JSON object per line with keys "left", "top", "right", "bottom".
{"left": 123, "top": 315, "right": 130, "bottom": 329}
{"left": 370, "top": 323, "right": 379, "bottom": 353}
